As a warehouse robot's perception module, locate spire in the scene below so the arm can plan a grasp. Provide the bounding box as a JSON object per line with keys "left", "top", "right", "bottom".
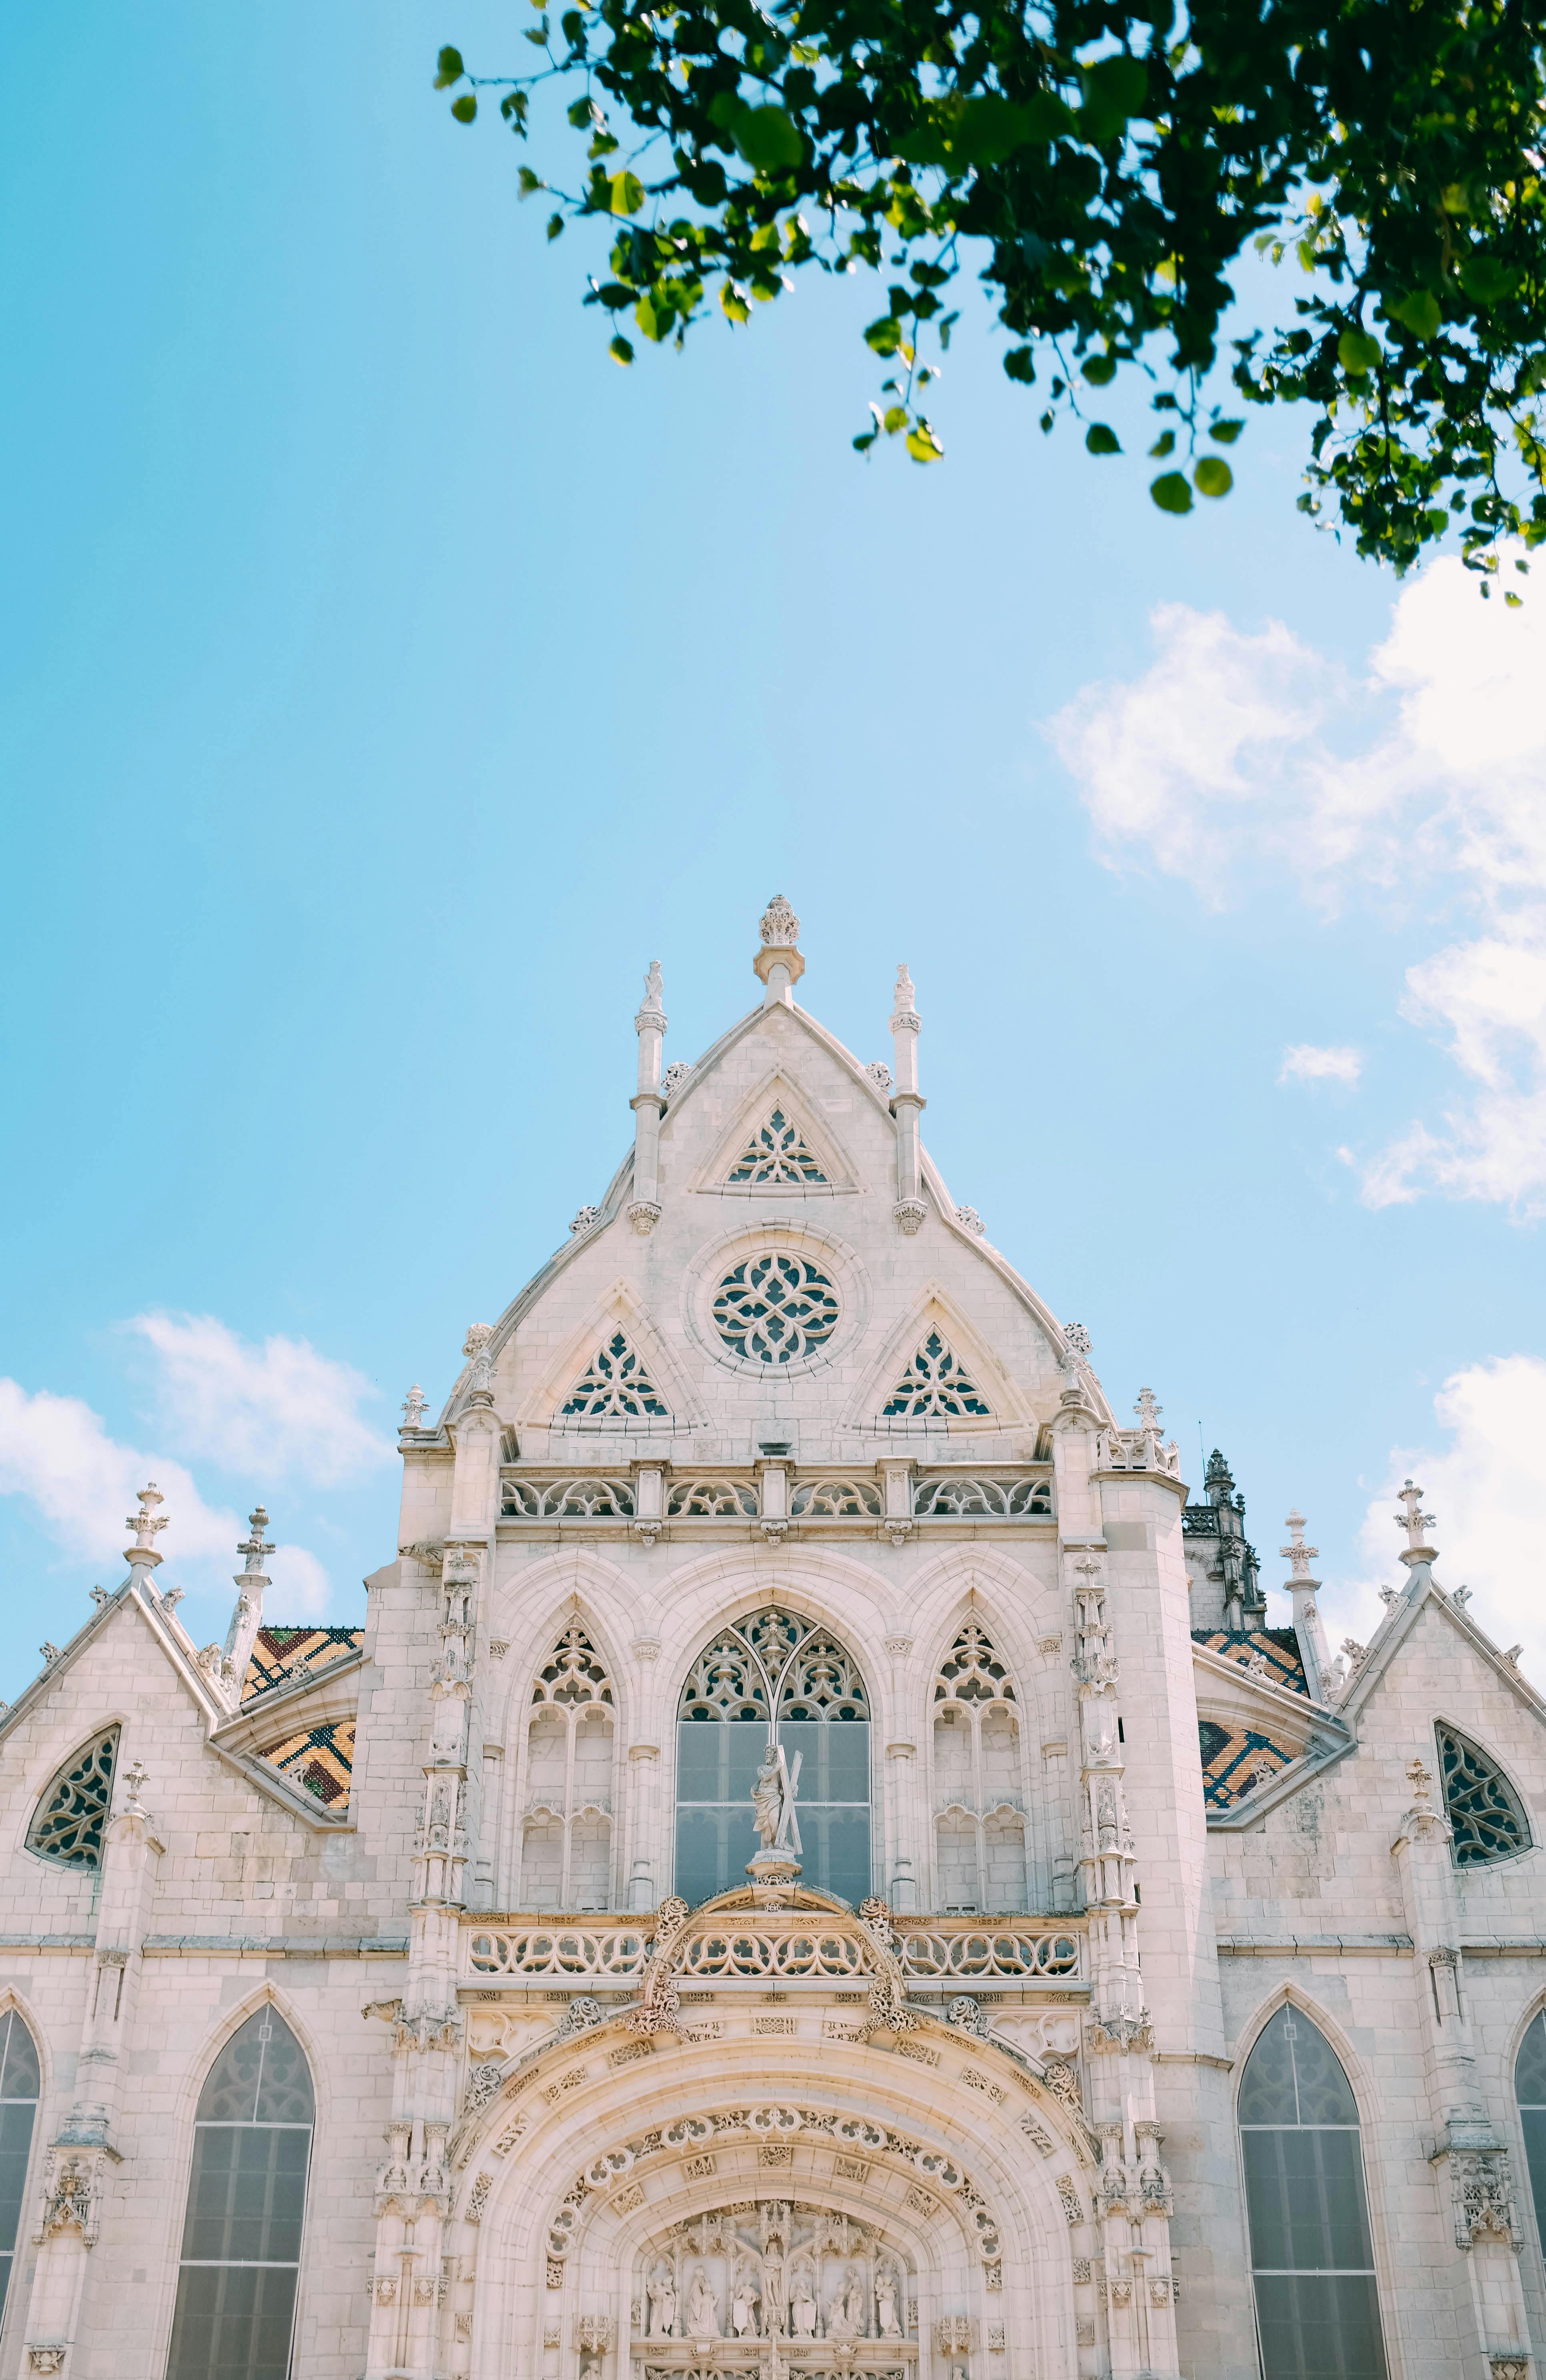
{"left": 752, "top": 894, "right": 805, "bottom": 1008}
{"left": 628, "top": 958, "right": 668, "bottom": 1236}
{"left": 888, "top": 960, "right": 926, "bottom": 1234}
{"left": 1281, "top": 1508, "right": 1331, "bottom": 1702}
{"left": 221, "top": 1504, "right": 273, "bottom": 1700}
{"left": 123, "top": 1483, "right": 169, "bottom": 1592}
{"left": 1395, "top": 1477, "right": 1438, "bottom": 1570}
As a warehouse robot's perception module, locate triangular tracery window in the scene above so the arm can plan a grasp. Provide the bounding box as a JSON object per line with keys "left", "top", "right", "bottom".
{"left": 882, "top": 1330, "right": 991, "bottom": 1420}
{"left": 1436, "top": 1722, "right": 1531, "bottom": 1865}
{"left": 560, "top": 1329, "right": 670, "bottom": 1422}
{"left": 27, "top": 1727, "right": 120, "bottom": 1869}
{"left": 726, "top": 1107, "right": 828, "bottom": 1185}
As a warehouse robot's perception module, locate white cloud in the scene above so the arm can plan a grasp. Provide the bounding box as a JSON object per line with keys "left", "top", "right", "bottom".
{"left": 1339, "top": 1355, "right": 1546, "bottom": 1680}
{"left": 0, "top": 1377, "right": 331, "bottom": 1622}
{"left": 1048, "top": 553, "right": 1546, "bottom": 1213}
{"left": 1279, "top": 1044, "right": 1362, "bottom": 1088}
{"left": 128, "top": 1311, "right": 393, "bottom": 1486}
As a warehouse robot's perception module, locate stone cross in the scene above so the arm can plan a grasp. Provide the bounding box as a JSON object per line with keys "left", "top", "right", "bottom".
{"left": 1134, "top": 1387, "right": 1162, "bottom": 1430}
{"left": 1280, "top": 1510, "right": 1319, "bottom": 1579}
{"left": 237, "top": 1508, "right": 273, "bottom": 1575}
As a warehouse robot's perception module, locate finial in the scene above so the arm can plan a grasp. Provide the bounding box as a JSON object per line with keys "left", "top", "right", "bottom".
{"left": 462, "top": 1323, "right": 495, "bottom": 1401}
{"left": 1395, "top": 1478, "right": 1437, "bottom": 1566}
{"left": 402, "top": 1383, "right": 427, "bottom": 1428}
{"left": 1406, "top": 1755, "right": 1434, "bottom": 1812}
{"left": 890, "top": 962, "right": 920, "bottom": 1032}
{"left": 1059, "top": 1322, "right": 1094, "bottom": 1405}
{"left": 237, "top": 1508, "right": 274, "bottom": 1577}
{"left": 122, "top": 1760, "right": 150, "bottom": 1816}
{"left": 124, "top": 1483, "right": 170, "bottom": 1577}
{"left": 634, "top": 959, "right": 668, "bottom": 1035}
{"left": 759, "top": 895, "right": 800, "bottom": 949}
{"left": 1279, "top": 1510, "right": 1319, "bottom": 1580}
{"left": 1134, "top": 1387, "right": 1162, "bottom": 1430}
{"left": 40, "top": 1642, "right": 60, "bottom": 1666}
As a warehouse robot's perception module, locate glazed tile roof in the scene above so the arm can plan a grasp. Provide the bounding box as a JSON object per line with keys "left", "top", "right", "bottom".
{"left": 1192, "top": 1628, "right": 1309, "bottom": 1812}
{"left": 240, "top": 1626, "right": 364, "bottom": 1815}
{"left": 240, "top": 1626, "right": 364, "bottom": 1707}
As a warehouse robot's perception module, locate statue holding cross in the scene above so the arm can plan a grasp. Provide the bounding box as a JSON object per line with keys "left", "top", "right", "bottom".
{"left": 751, "top": 1740, "right": 803, "bottom": 1859}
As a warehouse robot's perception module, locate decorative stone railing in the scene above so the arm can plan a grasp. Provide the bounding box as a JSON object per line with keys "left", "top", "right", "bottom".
{"left": 1092, "top": 1428, "right": 1182, "bottom": 1479}
{"left": 462, "top": 1912, "right": 1084, "bottom": 1985}
{"left": 498, "top": 1468, "right": 1054, "bottom": 1524}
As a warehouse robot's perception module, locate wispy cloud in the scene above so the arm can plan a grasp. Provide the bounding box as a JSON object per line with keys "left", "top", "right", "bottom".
{"left": 127, "top": 1311, "right": 393, "bottom": 1486}
{"left": 1048, "top": 554, "right": 1546, "bottom": 1215}
{"left": 1335, "top": 1355, "right": 1546, "bottom": 1681}
{"left": 0, "top": 1375, "right": 331, "bottom": 1620}
{"left": 1280, "top": 1044, "right": 1362, "bottom": 1088}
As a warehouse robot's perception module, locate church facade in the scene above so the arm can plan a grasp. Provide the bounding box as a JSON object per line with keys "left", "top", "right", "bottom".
{"left": 4, "top": 896, "right": 1546, "bottom": 2380}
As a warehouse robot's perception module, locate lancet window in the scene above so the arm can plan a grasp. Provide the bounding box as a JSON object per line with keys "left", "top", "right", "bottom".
{"left": 1436, "top": 1722, "right": 1532, "bottom": 1864}
{"left": 1515, "top": 2010, "right": 1546, "bottom": 2261}
{"left": 518, "top": 1625, "right": 616, "bottom": 1911}
{"left": 560, "top": 1330, "right": 670, "bottom": 1422}
{"left": 1237, "top": 2005, "right": 1388, "bottom": 2380}
{"left": 635, "top": 2200, "right": 911, "bottom": 2349}
{"left": 727, "top": 1107, "right": 828, "bottom": 1185}
{"left": 676, "top": 1609, "right": 870, "bottom": 1906}
{"left": 26, "top": 1727, "right": 119, "bottom": 1868}
{"left": 930, "top": 1622, "right": 1027, "bottom": 1913}
{"left": 882, "top": 1331, "right": 991, "bottom": 1420}
{"left": 0, "top": 2010, "right": 39, "bottom": 2327}
{"left": 166, "top": 2007, "right": 315, "bottom": 2380}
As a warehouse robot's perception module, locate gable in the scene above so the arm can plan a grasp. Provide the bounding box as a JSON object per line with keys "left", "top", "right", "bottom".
{"left": 682, "top": 1064, "right": 862, "bottom": 1198}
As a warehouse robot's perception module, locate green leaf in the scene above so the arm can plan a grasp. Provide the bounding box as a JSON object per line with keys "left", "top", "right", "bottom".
{"left": 1150, "top": 471, "right": 1193, "bottom": 515}
{"left": 517, "top": 166, "right": 543, "bottom": 199}
{"left": 634, "top": 293, "right": 668, "bottom": 342}
{"left": 733, "top": 104, "right": 802, "bottom": 172}
{"left": 1388, "top": 290, "right": 1440, "bottom": 339}
{"left": 864, "top": 316, "right": 903, "bottom": 357}
{"left": 609, "top": 335, "right": 634, "bottom": 366}
{"left": 1460, "top": 257, "right": 1520, "bottom": 305}
{"left": 1194, "top": 456, "right": 1232, "bottom": 497}
{"left": 1148, "top": 429, "right": 1176, "bottom": 457}
{"left": 720, "top": 281, "right": 750, "bottom": 323}
{"left": 547, "top": 213, "right": 565, "bottom": 241}
{"left": 450, "top": 93, "right": 477, "bottom": 124}
{"left": 1338, "top": 328, "right": 1381, "bottom": 375}
{"left": 1085, "top": 423, "right": 1121, "bottom": 455}
{"left": 1003, "top": 347, "right": 1035, "bottom": 384}
{"left": 1080, "top": 54, "right": 1147, "bottom": 138}
{"left": 905, "top": 423, "right": 944, "bottom": 462}
{"left": 884, "top": 404, "right": 908, "bottom": 433}
{"left": 609, "top": 170, "right": 645, "bottom": 215}
{"left": 1082, "top": 354, "right": 1117, "bottom": 386}
{"left": 1209, "top": 419, "right": 1244, "bottom": 445}
{"left": 433, "top": 46, "right": 465, "bottom": 88}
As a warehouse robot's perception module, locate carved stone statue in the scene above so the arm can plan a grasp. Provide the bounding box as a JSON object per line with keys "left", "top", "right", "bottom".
{"left": 762, "top": 2244, "right": 787, "bottom": 2335}
{"left": 750, "top": 1740, "right": 802, "bottom": 1856}
{"left": 730, "top": 2264, "right": 759, "bottom": 2336}
{"left": 876, "top": 2267, "right": 902, "bottom": 2338}
{"left": 647, "top": 2268, "right": 677, "bottom": 2338}
{"left": 791, "top": 2267, "right": 818, "bottom": 2338}
{"left": 687, "top": 2267, "right": 719, "bottom": 2338}
{"left": 828, "top": 2264, "right": 868, "bottom": 2338}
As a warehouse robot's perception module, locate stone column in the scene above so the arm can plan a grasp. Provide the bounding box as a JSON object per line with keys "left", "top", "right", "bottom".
{"left": 22, "top": 1765, "right": 161, "bottom": 2377}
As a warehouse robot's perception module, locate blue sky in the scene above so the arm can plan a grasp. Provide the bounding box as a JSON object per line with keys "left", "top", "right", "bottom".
{"left": 3, "top": 2, "right": 1543, "bottom": 1700}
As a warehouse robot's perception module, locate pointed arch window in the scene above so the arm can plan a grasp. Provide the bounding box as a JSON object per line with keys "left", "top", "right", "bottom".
{"left": 26, "top": 1727, "right": 119, "bottom": 1868}
{"left": 931, "top": 1623, "right": 1027, "bottom": 1913}
{"left": 882, "top": 1332, "right": 991, "bottom": 1420}
{"left": 675, "top": 1609, "right": 870, "bottom": 1906}
{"left": 726, "top": 1107, "right": 828, "bottom": 1184}
{"left": 560, "top": 1330, "right": 670, "bottom": 1422}
{"left": 1514, "top": 2010, "right": 1546, "bottom": 2260}
{"left": 167, "top": 2007, "right": 314, "bottom": 2380}
{"left": 0, "top": 2011, "right": 39, "bottom": 2327}
{"left": 519, "top": 1625, "right": 616, "bottom": 1910}
{"left": 1238, "top": 2005, "right": 1388, "bottom": 2380}
{"left": 1436, "top": 1722, "right": 1531, "bottom": 1865}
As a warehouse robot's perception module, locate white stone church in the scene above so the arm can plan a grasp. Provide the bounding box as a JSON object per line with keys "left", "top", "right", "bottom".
{"left": 4, "top": 896, "right": 1545, "bottom": 2380}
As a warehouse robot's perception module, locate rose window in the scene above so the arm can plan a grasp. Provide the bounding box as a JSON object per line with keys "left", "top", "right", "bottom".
{"left": 712, "top": 1253, "right": 839, "bottom": 1365}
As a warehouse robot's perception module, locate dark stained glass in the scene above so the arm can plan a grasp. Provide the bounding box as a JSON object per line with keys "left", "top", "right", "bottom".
{"left": 0, "top": 2010, "right": 39, "bottom": 2331}
{"left": 1436, "top": 1724, "right": 1531, "bottom": 1865}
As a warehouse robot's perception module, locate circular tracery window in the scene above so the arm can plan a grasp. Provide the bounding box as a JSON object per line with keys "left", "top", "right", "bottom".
{"left": 712, "top": 1251, "right": 840, "bottom": 1364}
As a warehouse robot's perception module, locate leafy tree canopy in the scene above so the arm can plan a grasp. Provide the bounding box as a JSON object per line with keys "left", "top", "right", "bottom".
{"left": 436, "top": 0, "right": 1546, "bottom": 589}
